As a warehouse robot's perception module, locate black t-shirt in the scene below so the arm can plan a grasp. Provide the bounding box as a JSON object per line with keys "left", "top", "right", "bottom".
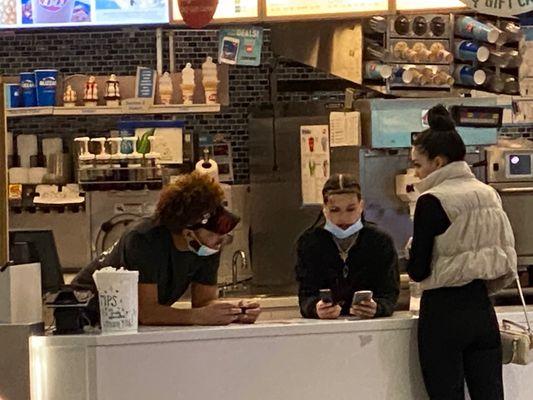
{"left": 72, "top": 217, "right": 220, "bottom": 305}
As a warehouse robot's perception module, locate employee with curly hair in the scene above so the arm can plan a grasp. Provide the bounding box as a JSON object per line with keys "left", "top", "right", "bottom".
{"left": 72, "top": 172, "right": 261, "bottom": 326}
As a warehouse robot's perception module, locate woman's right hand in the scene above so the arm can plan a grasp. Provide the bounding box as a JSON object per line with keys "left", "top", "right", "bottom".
{"left": 316, "top": 300, "right": 342, "bottom": 319}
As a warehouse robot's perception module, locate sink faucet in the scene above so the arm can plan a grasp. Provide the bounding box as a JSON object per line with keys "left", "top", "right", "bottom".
{"left": 232, "top": 250, "right": 247, "bottom": 286}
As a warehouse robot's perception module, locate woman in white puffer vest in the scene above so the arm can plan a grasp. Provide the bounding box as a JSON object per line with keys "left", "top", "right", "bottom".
{"left": 407, "top": 104, "right": 517, "bottom": 400}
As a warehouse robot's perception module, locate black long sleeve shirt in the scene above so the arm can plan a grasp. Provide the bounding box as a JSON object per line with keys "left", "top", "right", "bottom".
{"left": 295, "top": 224, "right": 400, "bottom": 319}
{"left": 407, "top": 194, "right": 451, "bottom": 282}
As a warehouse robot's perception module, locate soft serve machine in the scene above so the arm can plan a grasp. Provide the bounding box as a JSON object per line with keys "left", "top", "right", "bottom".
{"left": 351, "top": 96, "right": 502, "bottom": 261}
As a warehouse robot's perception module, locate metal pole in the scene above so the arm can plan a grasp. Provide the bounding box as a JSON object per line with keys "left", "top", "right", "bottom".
{"left": 0, "top": 76, "right": 9, "bottom": 265}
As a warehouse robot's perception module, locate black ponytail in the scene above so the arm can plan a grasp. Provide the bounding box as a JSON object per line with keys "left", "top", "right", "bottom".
{"left": 413, "top": 104, "right": 466, "bottom": 162}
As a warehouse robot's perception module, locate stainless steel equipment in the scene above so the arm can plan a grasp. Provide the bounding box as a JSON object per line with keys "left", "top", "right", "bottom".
{"left": 218, "top": 184, "right": 253, "bottom": 288}
{"left": 9, "top": 211, "right": 91, "bottom": 271}
{"left": 486, "top": 140, "right": 533, "bottom": 266}
{"left": 87, "top": 190, "right": 160, "bottom": 258}
{"left": 248, "top": 99, "right": 495, "bottom": 290}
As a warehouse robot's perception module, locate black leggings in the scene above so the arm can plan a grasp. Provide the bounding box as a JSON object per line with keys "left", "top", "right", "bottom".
{"left": 418, "top": 280, "right": 503, "bottom": 400}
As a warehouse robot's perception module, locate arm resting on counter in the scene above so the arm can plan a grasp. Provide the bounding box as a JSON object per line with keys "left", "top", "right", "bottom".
{"left": 138, "top": 284, "right": 242, "bottom": 326}
{"left": 138, "top": 284, "right": 196, "bottom": 325}
{"left": 407, "top": 194, "right": 451, "bottom": 282}
{"left": 191, "top": 282, "right": 219, "bottom": 308}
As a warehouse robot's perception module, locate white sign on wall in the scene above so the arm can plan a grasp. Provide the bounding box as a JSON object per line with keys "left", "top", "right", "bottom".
{"left": 459, "top": 0, "right": 533, "bottom": 18}
{"left": 300, "top": 125, "right": 330, "bottom": 205}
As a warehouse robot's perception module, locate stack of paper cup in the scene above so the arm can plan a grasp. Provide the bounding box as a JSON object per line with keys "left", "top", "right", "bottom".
{"left": 9, "top": 167, "right": 30, "bottom": 184}
{"left": 16, "top": 135, "right": 38, "bottom": 168}
{"left": 181, "top": 63, "right": 195, "bottom": 105}
{"left": 202, "top": 57, "right": 219, "bottom": 105}
{"left": 93, "top": 267, "right": 139, "bottom": 334}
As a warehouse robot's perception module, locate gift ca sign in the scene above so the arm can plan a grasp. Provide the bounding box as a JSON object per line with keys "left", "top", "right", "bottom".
{"left": 178, "top": 0, "right": 218, "bottom": 29}
{"left": 460, "top": 0, "right": 533, "bottom": 17}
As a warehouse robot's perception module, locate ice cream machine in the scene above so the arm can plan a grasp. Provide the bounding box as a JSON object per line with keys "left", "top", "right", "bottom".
{"left": 352, "top": 97, "right": 502, "bottom": 255}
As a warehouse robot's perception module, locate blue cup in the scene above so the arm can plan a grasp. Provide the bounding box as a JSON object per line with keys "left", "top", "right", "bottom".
{"left": 35, "top": 69, "right": 58, "bottom": 106}
{"left": 4, "top": 84, "right": 22, "bottom": 108}
{"left": 19, "top": 72, "right": 37, "bottom": 107}
{"left": 454, "top": 64, "right": 487, "bottom": 86}
{"left": 455, "top": 40, "right": 490, "bottom": 63}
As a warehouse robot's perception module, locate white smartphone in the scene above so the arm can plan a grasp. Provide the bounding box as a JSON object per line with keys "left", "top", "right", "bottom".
{"left": 352, "top": 290, "right": 373, "bottom": 305}
{"left": 220, "top": 36, "right": 240, "bottom": 65}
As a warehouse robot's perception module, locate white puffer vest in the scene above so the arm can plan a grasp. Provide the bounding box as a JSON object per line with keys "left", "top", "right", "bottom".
{"left": 414, "top": 161, "right": 517, "bottom": 294}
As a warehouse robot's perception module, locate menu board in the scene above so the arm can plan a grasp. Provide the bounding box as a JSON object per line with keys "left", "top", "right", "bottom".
{"left": 172, "top": 0, "right": 258, "bottom": 22}
{"left": 396, "top": 0, "right": 466, "bottom": 10}
{"left": 265, "top": 0, "right": 388, "bottom": 17}
{"left": 0, "top": 0, "right": 169, "bottom": 29}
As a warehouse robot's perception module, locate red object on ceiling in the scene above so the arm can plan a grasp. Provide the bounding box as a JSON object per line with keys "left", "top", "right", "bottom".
{"left": 178, "top": 0, "right": 219, "bottom": 29}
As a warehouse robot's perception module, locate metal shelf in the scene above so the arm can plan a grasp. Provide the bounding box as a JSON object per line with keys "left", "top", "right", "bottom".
{"left": 6, "top": 103, "right": 221, "bottom": 118}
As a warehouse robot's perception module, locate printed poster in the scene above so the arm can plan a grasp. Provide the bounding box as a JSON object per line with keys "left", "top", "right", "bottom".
{"left": 329, "top": 111, "right": 361, "bottom": 147}
{"left": 300, "top": 125, "right": 330, "bottom": 205}
{"left": 218, "top": 26, "right": 263, "bottom": 66}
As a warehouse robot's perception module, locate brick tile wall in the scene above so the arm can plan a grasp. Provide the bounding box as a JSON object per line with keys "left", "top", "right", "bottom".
{"left": 2, "top": 27, "right": 343, "bottom": 183}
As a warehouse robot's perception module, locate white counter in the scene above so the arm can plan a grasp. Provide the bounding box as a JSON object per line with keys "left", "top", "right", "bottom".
{"left": 30, "top": 307, "right": 533, "bottom": 400}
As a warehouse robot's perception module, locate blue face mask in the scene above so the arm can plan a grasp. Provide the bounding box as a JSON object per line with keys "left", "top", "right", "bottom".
{"left": 196, "top": 244, "right": 220, "bottom": 257}
{"left": 188, "top": 233, "right": 220, "bottom": 257}
{"left": 324, "top": 218, "right": 363, "bottom": 239}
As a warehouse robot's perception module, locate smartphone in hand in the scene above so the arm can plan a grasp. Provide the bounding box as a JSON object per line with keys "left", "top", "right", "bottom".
{"left": 319, "top": 289, "right": 335, "bottom": 304}
{"left": 352, "top": 290, "right": 373, "bottom": 306}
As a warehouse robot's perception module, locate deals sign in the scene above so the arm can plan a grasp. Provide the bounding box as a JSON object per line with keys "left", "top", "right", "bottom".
{"left": 459, "top": 0, "right": 533, "bottom": 17}
{"left": 218, "top": 26, "right": 263, "bottom": 66}
{"left": 178, "top": 0, "right": 218, "bottom": 28}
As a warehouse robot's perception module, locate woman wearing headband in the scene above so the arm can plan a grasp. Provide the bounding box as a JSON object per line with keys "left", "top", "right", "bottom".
{"left": 295, "top": 174, "right": 400, "bottom": 320}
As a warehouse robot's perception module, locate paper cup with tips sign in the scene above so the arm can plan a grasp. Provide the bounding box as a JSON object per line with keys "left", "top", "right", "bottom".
{"left": 93, "top": 267, "right": 139, "bottom": 334}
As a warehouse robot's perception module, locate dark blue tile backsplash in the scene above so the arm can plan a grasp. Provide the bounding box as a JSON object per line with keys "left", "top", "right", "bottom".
{"left": 1, "top": 27, "right": 342, "bottom": 183}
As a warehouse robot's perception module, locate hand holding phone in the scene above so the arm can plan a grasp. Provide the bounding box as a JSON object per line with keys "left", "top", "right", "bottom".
{"left": 350, "top": 290, "right": 376, "bottom": 319}
{"left": 319, "top": 288, "right": 335, "bottom": 304}
{"left": 317, "top": 289, "right": 341, "bottom": 320}
{"left": 352, "top": 290, "right": 373, "bottom": 306}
